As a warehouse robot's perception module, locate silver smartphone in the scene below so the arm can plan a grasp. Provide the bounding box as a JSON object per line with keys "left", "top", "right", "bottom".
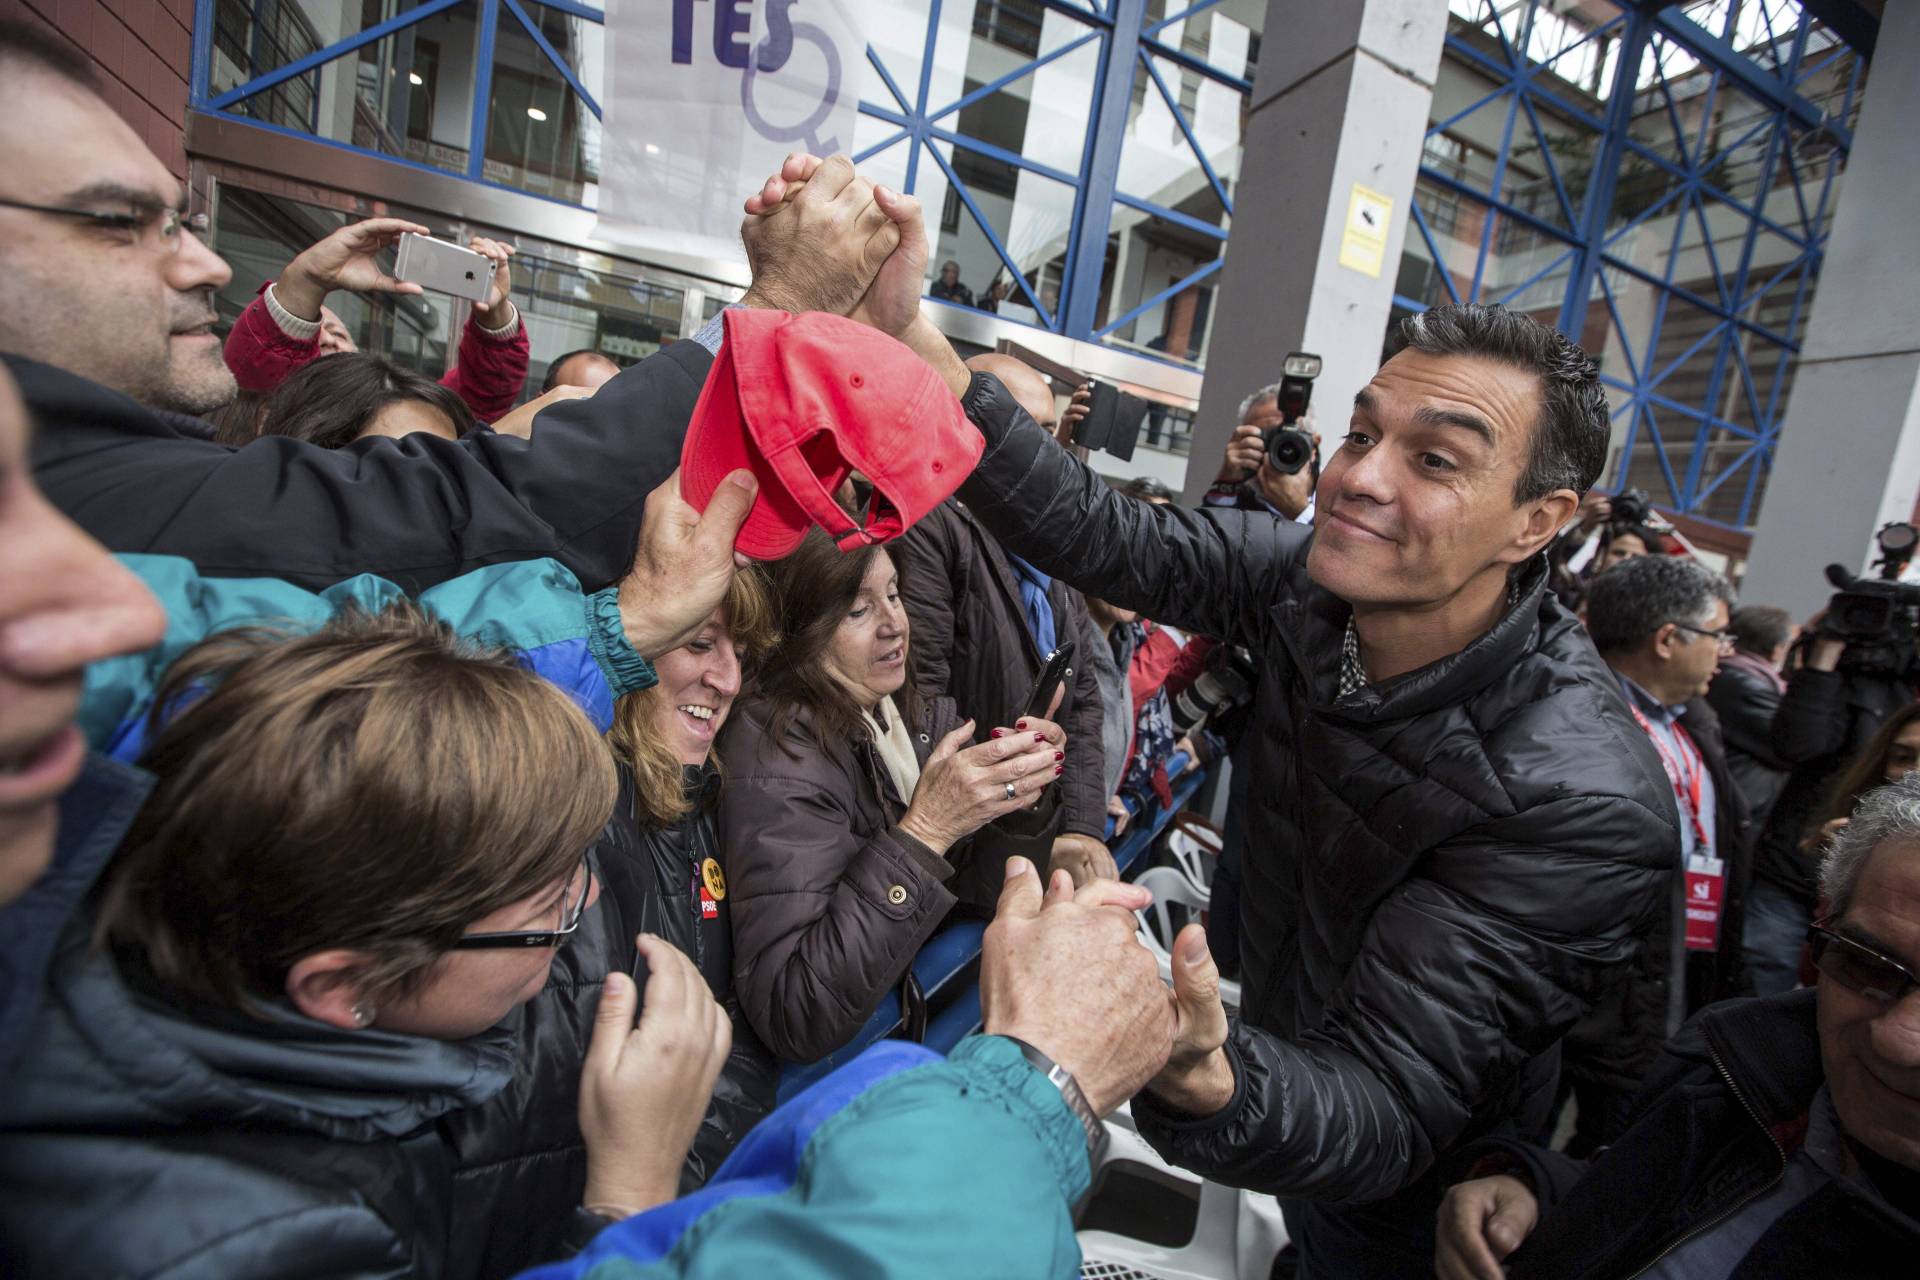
{"left": 393, "top": 232, "right": 492, "bottom": 303}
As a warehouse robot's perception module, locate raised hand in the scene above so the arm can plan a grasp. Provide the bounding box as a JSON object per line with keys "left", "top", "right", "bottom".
{"left": 466, "top": 235, "right": 517, "bottom": 327}
{"left": 617, "top": 468, "right": 760, "bottom": 660}
{"left": 578, "top": 936, "right": 731, "bottom": 1218}
{"left": 274, "top": 217, "right": 432, "bottom": 321}
{"left": 737, "top": 154, "right": 898, "bottom": 317}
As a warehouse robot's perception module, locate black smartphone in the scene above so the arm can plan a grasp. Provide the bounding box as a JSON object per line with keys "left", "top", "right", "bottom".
{"left": 1022, "top": 641, "right": 1077, "bottom": 721}
{"left": 1069, "top": 380, "right": 1150, "bottom": 461}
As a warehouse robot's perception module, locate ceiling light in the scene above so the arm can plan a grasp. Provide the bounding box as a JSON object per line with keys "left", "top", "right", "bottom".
{"left": 407, "top": 71, "right": 423, "bottom": 85}
{"left": 527, "top": 106, "right": 548, "bottom": 122}
{"left": 645, "top": 142, "right": 661, "bottom": 155}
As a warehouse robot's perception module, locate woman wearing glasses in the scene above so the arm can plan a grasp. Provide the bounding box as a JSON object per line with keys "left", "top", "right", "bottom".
{"left": 0, "top": 595, "right": 733, "bottom": 1279}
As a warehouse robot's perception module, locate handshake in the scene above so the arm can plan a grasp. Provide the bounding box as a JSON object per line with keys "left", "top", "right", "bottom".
{"left": 732, "top": 154, "right": 972, "bottom": 397}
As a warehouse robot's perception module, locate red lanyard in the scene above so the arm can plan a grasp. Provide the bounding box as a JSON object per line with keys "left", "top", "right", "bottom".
{"left": 1627, "top": 701, "right": 1711, "bottom": 850}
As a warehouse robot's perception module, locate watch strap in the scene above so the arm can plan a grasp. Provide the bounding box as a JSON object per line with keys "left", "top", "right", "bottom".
{"left": 1001, "top": 1035, "right": 1109, "bottom": 1168}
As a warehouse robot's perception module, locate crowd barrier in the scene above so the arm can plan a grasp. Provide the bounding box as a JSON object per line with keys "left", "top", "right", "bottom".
{"left": 776, "top": 755, "right": 1206, "bottom": 1101}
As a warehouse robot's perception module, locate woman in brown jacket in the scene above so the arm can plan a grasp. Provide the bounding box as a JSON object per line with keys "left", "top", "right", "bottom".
{"left": 718, "top": 530, "right": 1071, "bottom": 1062}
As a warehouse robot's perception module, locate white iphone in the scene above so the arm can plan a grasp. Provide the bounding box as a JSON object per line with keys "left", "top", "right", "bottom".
{"left": 393, "top": 232, "right": 492, "bottom": 303}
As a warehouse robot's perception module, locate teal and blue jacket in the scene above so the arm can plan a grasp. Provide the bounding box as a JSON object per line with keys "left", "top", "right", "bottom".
{"left": 521, "top": 1035, "right": 1090, "bottom": 1279}
{"left": 81, "top": 554, "right": 656, "bottom": 760}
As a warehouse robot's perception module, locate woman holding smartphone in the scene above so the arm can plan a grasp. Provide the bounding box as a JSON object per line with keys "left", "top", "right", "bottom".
{"left": 718, "top": 531, "right": 1070, "bottom": 1063}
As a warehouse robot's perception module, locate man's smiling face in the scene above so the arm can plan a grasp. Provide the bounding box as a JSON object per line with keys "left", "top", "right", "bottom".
{"left": 1307, "top": 347, "right": 1552, "bottom": 608}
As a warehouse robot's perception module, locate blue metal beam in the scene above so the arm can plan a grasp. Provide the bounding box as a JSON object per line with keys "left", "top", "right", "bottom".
{"left": 1650, "top": 7, "right": 1850, "bottom": 146}
{"left": 1063, "top": 0, "right": 1148, "bottom": 338}
{"left": 468, "top": 0, "right": 501, "bottom": 181}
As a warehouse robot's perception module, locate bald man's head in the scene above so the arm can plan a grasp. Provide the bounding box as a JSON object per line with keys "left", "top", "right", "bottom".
{"left": 966, "top": 354, "right": 1060, "bottom": 435}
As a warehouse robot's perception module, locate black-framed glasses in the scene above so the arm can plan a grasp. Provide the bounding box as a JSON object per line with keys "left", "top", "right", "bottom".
{"left": 1671, "top": 621, "right": 1736, "bottom": 652}
{"left": 0, "top": 196, "right": 209, "bottom": 252}
{"left": 1808, "top": 919, "right": 1920, "bottom": 1005}
{"left": 453, "top": 855, "right": 596, "bottom": 950}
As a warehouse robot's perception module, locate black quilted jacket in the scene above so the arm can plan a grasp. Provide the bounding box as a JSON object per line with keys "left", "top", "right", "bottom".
{"left": 955, "top": 372, "right": 1677, "bottom": 1208}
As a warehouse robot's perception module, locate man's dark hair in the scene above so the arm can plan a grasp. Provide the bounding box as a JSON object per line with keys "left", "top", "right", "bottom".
{"left": 257, "top": 353, "right": 476, "bottom": 448}
{"left": 1121, "top": 476, "right": 1173, "bottom": 502}
{"left": 1728, "top": 604, "right": 1794, "bottom": 657}
{"left": 1604, "top": 523, "right": 1666, "bottom": 557}
{"left": 1385, "top": 303, "right": 1608, "bottom": 504}
{"left": 1585, "top": 553, "right": 1733, "bottom": 655}
{"left": 0, "top": 19, "right": 97, "bottom": 88}
{"left": 541, "top": 348, "right": 617, "bottom": 393}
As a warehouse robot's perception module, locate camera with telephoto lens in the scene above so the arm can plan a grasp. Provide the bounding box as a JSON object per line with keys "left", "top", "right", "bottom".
{"left": 1263, "top": 352, "right": 1322, "bottom": 475}
{"left": 1818, "top": 522, "right": 1920, "bottom": 680}
{"left": 1608, "top": 487, "right": 1652, "bottom": 527}
{"left": 1170, "top": 644, "right": 1260, "bottom": 736}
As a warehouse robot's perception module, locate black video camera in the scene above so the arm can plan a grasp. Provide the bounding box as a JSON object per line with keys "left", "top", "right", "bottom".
{"left": 1818, "top": 522, "right": 1920, "bottom": 679}
{"left": 1263, "top": 352, "right": 1322, "bottom": 475}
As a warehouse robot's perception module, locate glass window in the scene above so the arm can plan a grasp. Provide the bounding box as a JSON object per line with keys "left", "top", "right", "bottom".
{"left": 483, "top": 2, "right": 604, "bottom": 203}
{"left": 211, "top": 0, "right": 482, "bottom": 177}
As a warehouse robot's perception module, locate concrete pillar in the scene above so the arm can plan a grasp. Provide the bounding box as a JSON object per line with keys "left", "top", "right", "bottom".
{"left": 1741, "top": 3, "right": 1920, "bottom": 618}
{"left": 1181, "top": 0, "right": 1447, "bottom": 503}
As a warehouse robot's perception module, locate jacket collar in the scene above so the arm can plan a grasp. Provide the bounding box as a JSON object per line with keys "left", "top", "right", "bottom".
{"left": 1276, "top": 552, "right": 1554, "bottom": 722}
{"left": 0, "top": 753, "right": 153, "bottom": 1076}
{"left": 7, "top": 352, "right": 218, "bottom": 446}
{"left": 9, "top": 924, "right": 516, "bottom": 1140}
{"left": 1699, "top": 989, "right": 1824, "bottom": 1126}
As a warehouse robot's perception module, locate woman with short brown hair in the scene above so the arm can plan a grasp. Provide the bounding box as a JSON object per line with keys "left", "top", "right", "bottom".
{"left": 720, "top": 531, "right": 1071, "bottom": 1063}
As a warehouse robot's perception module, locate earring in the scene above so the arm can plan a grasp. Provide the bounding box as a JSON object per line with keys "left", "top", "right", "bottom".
{"left": 351, "top": 1005, "right": 373, "bottom": 1028}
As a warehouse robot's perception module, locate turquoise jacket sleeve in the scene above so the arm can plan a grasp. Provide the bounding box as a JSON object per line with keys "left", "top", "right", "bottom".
{"left": 83, "top": 554, "right": 654, "bottom": 761}
{"left": 521, "top": 1035, "right": 1089, "bottom": 1280}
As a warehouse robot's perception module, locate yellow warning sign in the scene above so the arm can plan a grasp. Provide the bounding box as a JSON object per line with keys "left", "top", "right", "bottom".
{"left": 1338, "top": 184, "right": 1394, "bottom": 279}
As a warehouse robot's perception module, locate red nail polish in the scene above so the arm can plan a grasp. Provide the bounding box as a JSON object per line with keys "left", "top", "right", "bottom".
{"left": 1054, "top": 765, "right": 1064, "bottom": 775}
{"left": 990, "top": 728, "right": 1004, "bottom": 739}
{"left": 1054, "top": 751, "right": 1064, "bottom": 762}
{"left": 1015, "top": 720, "right": 1029, "bottom": 730}
{"left": 1034, "top": 732, "right": 1046, "bottom": 743}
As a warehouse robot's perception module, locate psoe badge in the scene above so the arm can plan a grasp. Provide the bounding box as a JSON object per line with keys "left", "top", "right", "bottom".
{"left": 701, "top": 856, "right": 727, "bottom": 902}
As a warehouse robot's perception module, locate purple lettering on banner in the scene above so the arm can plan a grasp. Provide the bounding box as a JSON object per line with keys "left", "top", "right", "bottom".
{"left": 714, "top": 0, "right": 752, "bottom": 69}
{"left": 670, "top": 0, "right": 705, "bottom": 64}
{"left": 740, "top": 20, "right": 843, "bottom": 154}
{"left": 755, "top": 0, "right": 796, "bottom": 71}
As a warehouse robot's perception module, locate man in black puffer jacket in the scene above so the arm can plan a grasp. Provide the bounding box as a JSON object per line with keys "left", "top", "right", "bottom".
{"left": 946, "top": 303, "right": 1676, "bottom": 1275}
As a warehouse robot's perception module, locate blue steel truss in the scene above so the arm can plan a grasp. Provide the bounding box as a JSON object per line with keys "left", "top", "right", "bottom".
{"left": 1397, "top": 0, "right": 1867, "bottom": 532}
{"left": 190, "top": 0, "right": 1257, "bottom": 355}
{"left": 192, "top": 1, "right": 1872, "bottom": 509}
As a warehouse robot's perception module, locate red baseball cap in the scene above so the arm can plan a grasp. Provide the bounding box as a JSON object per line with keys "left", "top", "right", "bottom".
{"left": 679, "top": 309, "right": 983, "bottom": 559}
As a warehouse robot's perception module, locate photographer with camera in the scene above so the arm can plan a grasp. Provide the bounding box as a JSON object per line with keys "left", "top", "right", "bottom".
{"left": 1548, "top": 487, "right": 1666, "bottom": 607}
{"left": 1745, "top": 524, "right": 1920, "bottom": 995}
{"left": 1206, "top": 356, "right": 1323, "bottom": 522}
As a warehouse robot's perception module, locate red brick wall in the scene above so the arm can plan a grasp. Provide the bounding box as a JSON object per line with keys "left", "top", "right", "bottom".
{"left": 2, "top": 0, "right": 194, "bottom": 180}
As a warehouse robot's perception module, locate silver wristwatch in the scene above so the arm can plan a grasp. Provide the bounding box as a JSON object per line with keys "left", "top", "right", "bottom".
{"left": 1002, "top": 1036, "right": 1109, "bottom": 1167}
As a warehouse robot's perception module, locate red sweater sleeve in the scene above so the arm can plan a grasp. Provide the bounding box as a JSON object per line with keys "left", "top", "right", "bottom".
{"left": 442, "top": 310, "right": 531, "bottom": 423}
{"left": 222, "top": 284, "right": 320, "bottom": 393}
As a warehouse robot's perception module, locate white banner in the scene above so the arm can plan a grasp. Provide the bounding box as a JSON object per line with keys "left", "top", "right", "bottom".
{"left": 595, "top": 0, "right": 869, "bottom": 264}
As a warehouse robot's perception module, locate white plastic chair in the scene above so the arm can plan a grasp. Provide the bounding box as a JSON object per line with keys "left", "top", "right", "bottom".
{"left": 1132, "top": 866, "right": 1240, "bottom": 1014}
{"left": 1077, "top": 1108, "right": 1288, "bottom": 1280}
{"left": 1163, "top": 816, "right": 1223, "bottom": 892}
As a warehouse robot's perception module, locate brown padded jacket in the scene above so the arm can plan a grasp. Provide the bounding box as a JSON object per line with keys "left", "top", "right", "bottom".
{"left": 717, "top": 693, "right": 966, "bottom": 1063}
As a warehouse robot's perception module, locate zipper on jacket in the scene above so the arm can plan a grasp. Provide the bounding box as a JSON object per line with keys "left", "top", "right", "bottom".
{"left": 1623, "top": 1043, "right": 1788, "bottom": 1278}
